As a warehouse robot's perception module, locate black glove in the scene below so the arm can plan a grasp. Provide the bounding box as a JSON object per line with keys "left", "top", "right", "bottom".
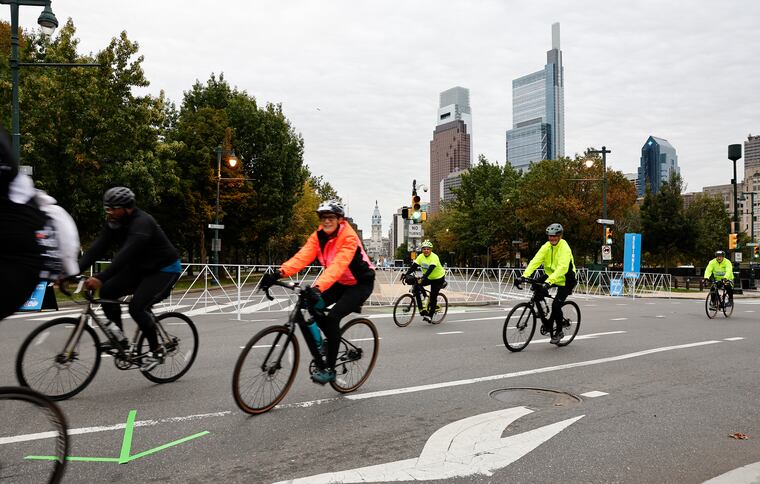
{"left": 404, "top": 274, "right": 417, "bottom": 285}
{"left": 260, "top": 271, "right": 281, "bottom": 290}
{"left": 303, "top": 285, "right": 326, "bottom": 310}
{"left": 420, "top": 277, "right": 429, "bottom": 285}
{"left": 542, "top": 282, "right": 552, "bottom": 292}
{"left": 514, "top": 279, "right": 523, "bottom": 290}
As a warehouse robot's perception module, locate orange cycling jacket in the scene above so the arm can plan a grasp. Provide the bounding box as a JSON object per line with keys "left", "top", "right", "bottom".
{"left": 280, "top": 221, "right": 375, "bottom": 291}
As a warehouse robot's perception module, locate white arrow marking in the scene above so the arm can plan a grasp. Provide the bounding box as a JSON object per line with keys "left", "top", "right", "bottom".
{"left": 275, "top": 407, "right": 583, "bottom": 483}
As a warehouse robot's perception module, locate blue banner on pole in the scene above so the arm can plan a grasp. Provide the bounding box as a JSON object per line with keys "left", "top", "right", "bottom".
{"left": 623, "top": 233, "right": 641, "bottom": 279}
{"left": 21, "top": 281, "right": 48, "bottom": 311}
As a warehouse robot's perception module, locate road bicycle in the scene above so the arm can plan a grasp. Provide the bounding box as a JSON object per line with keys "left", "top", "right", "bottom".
{"left": 502, "top": 277, "right": 581, "bottom": 352}
{"left": 392, "top": 276, "right": 449, "bottom": 327}
{"left": 15, "top": 277, "right": 198, "bottom": 401}
{"left": 232, "top": 279, "right": 379, "bottom": 415}
{"left": 0, "top": 385, "right": 68, "bottom": 483}
{"left": 705, "top": 280, "right": 733, "bottom": 319}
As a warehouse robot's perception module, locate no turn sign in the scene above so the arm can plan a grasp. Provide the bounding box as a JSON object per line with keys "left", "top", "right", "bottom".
{"left": 602, "top": 245, "right": 612, "bottom": 261}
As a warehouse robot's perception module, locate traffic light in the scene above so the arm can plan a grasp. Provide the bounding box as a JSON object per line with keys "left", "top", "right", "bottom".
{"left": 728, "top": 233, "right": 737, "bottom": 250}
{"left": 754, "top": 246, "right": 759, "bottom": 259}
{"left": 604, "top": 227, "right": 613, "bottom": 245}
{"left": 420, "top": 211, "right": 427, "bottom": 222}
{"left": 401, "top": 207, "right": 409, "bottom": 219}
{"left": 411, "top": 192, "right": 421, "bottom": 222}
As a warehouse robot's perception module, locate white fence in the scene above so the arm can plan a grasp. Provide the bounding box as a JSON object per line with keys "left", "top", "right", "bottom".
{"left": 151, "top": 264, "right": 671, "bottom": 318}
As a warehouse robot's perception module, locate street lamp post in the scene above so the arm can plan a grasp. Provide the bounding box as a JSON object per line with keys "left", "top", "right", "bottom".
{"left": 1, "top": 0, "right": 58, "bottom": 160}
{"left": 212, "top": 145, "right": 238, "bottom": 270}
{"left": 586, "top": 146, "right": 611, "bottom": 263}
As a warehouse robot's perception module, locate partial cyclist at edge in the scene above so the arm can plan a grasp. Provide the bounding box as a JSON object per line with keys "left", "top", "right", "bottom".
{"left": 704, "top": 250, "right": 734, "bottom": 307}
{"left": 518, "top": 223, "right": 577, "bottom": 344}
{"left": 403, "top": 239, "right": 446, "bottom": 323}
{"left": 78, "top": 187, "right": 182, "bottom": 371}
{"left": 260, "top": 200, "right": 376, "bottom": 384}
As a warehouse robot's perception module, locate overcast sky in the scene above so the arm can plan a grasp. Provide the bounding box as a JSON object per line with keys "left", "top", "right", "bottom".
{"left": 13, "top": 0, "right": 760, "bottom": 235}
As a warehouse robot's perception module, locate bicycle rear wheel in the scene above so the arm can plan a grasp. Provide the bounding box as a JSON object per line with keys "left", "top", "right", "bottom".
{"left": 330, "top": 318, "right": 379, "bottom": 393}
{"left": 232, "top": 325, "right": 299, "bottom": 414}
{"left": 137, "top": 312, "right": 199, "bottom": 383}
{"left": 503, "top": 302, "right": 536, "bottom": 352}
{"left": 556, "top": 301, "right": 581, "bottom": 347}
{"left": 705, "top": 292, "right": 718, "bottom": 319}
{"left": 0, "top": 386, "right": 68, "bottom": 483}
{"left": 16, "top": 318, "right": 101, "bottom": 401}
{"left": 429, "top": 293, "right": 449, "bottom": 325}
{"left": 722, "top": 290, "right": 734, "bottom": 318}
{"left": 392, "top": 294, "right": 416, "bottom": 327}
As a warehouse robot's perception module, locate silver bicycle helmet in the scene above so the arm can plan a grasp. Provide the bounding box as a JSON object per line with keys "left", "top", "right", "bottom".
{"left": 546, "top": 223, "right": 564, "bottom": 235}
{"left": 715, "top": 250, "right": 725, "bottom": 257}
{"left": 316, "top": 199, "right": 345, "bottom": 217}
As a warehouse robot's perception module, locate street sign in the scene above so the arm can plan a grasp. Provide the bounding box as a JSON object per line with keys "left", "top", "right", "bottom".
{"left": 596, "top": 218, "right": 615, "bottom": 225}
{"left": 747, "top": 243, "right": 758, "bottom": 246}
{"left": 601, "top": 245, "right": 612, "bottom": 261}
{"left": 408, "top": 224, "right": 423, "bottom": 238}
{"left": 734, "top": 252, "right": 742, "bottom": 263}
{"left": 208, "top": 224, "right": 225, "bottom": 230}
{"left": 211, "top": 238, "right": 221, "bottom": 252}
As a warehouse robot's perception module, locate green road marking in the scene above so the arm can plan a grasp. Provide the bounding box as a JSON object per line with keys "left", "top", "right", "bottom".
{"left": 25, "top": 409, "right": 209, "bottom": 464}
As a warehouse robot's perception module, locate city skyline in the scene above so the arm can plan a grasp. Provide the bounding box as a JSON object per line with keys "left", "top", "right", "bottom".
{"left": 10, "top": 0, "right": 760, "bottom": 234}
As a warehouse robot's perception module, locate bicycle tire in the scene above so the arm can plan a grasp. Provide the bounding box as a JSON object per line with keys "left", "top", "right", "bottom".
{"left": 330, "top": 318, "right": 379, "bottom": 393}
{"left": 429, "top": 292, "right": 449, "bottom": 325}
{"left": 705, "top": 291, "right": 718, "bottom": 319}
{"left": 0, "top": 386, "right": 68, "bottom": 483}
{"left": 137, "top": 312, "right": 199, "bottom": 383}
{"left": 722, "top": 290, "right": 734, "bottom": 318}
{"left": 392, "top": 293, "right": 416, "bottom": 327}
{"left": 503, "top": 302, "right": 536, "bottom": 352}
{"left": 232, "top": 325, "right": 299, "bottom": 415}
{"left": 16, "top": 317, "right": 102, "bottom": 401}
{"left": 556, "top": 300, "right": 581, "bottom": 347}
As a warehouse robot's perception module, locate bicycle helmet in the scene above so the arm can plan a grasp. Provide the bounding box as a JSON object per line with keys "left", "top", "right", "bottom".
{"left": 715, "top": 250, "right": 725, "bottom": 257}
{"left": 316, "top": 199, "right": 345, "bottom": 217}
{"left": 103, "top": 186, "right": 135, "bottom": 208}
{"left": 421, "top": 240, "right": 433, "bottom": 249}
{"left": 546, "top": 223, "right": 564, "bottom": 235}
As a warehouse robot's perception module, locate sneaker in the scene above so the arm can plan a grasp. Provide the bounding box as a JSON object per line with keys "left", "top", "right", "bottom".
{"left": 419, "top": 309, "right": 429, "bottom": 317}
{"left": 311, "top": 368, "right": 336, "bottom": 384}
{"left": 140, "top": 348, "right": 165, "bottom": 372}
{"left": 423, "top": 316, "right": 432, "bottom": 323}
{"left": 550, "top": 332, "right": 564, "bottom": 345}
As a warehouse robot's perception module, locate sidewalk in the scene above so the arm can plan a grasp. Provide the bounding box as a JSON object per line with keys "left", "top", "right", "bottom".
{"left": 656, "top": 289, "right": 760, "bottom": 300}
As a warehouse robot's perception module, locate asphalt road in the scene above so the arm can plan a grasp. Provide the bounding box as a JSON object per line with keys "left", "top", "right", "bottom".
{"left": 2, "top": 294, "right": 760, "bottom": 483}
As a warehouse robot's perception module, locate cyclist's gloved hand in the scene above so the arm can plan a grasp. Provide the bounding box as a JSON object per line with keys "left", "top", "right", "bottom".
{"left": 260, "top": 271, "right": 281, "bottom": 290}
{"left": 542, "top": 282, "right": 552, "bottom": 292}
{"left": 304, "top": 285, "right": 326, "bottom": 310}
{"left": 420, "top": 276, "right": 429, "bottom": 285}
{"left": 514, "top": 279, "right": 522, "bottom": 290}
{"left": 404, "top": 274, "right": 417, "bottom": 285}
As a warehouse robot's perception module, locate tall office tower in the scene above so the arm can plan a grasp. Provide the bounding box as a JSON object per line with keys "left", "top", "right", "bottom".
{"left": 430, "top": 87, "right": 472, "bottom": 214}
{"left": 505, "top": 22, "right": 565, "bottom": 171}
{"left": 745, "top": 134, "right": 760, "bottom": 177}
{"left": 637, "top": 136, "right": 679, "bottom": 196}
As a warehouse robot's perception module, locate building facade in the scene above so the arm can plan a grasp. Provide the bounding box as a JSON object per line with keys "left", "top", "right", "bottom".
{"left": 506, "top": 22, "right": 565, "bottom": 171}
{"left": 440, "top": 169, "right": 468, "bottom": 208}
{"left": 637, "top": 136, "right": 679, "bottom": 196}
{"left": 364, "top": 201, "right": 388, "bottom": 262}
{"left": 430, "top": 119, "right": 471, "bottom": 214}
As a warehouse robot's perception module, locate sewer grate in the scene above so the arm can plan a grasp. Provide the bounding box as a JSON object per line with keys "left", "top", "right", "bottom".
{"left": 489, "top": 387, "right": 582, "bottom": 409}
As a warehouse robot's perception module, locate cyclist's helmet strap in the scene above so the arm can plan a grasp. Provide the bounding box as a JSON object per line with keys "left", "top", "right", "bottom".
{"left": 316, "top": 199, "right": 345, "bottom": 217}
{"left": 546, "top": 223, "right": 563, "bottom": 235}
{"left": 103, "top": 186, "right": 136, "bottom": 208}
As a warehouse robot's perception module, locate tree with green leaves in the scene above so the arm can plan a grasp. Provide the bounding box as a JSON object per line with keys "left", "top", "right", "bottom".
{"left": 640, "top": 172, "right": 693, "bottom": 268}
{"left": 684, "top": 193, "right": 731, "bottom": 265}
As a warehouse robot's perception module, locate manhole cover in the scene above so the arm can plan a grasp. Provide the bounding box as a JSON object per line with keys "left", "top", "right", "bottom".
{"left": 489, "top": 387, "right": 582, "bottom": 409}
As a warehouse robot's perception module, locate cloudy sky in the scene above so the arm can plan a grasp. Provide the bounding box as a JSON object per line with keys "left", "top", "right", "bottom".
{"left": 13, "top": 0, "right": 760, "bottom": 234}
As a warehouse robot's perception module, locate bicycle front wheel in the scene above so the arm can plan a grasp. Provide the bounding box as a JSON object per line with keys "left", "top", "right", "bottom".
{"left": 556, "top": 301, "right": 581, "bottom": 347}
{"left": 0, "top": 386, "right": 68, "bottom": 483}
{"left": 330, "top": 318, "right": 379, "bottom": 393}
{"left": 137, "top": 312, "right": 199, "bottom": 383}
{"left": 503, "top": 303, "right": 536, "bottom": 352}
{"left": 392, "top": 294, "right": 416, "bottom": 327}
{"left": 16, "top": 318, "right": 101, "bottom": 401}
{"left": 705, "top": 292, "right": 718, "bottom": 319}
{"left": 430, "top": 292, "right": 449, "bottom": 325}
{"left": 722, "top": 290, "right": 734, "bottom": 318}
{"left": 232, "top": 326, "right": 299, "bottom": 415}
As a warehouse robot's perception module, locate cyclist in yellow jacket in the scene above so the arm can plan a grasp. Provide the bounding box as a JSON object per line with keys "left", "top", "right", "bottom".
{"left": 704, "top": 250, "right": 734, "bottom": 306}
{"left": 519, "top": 223, "right": 577, "bottom": 344}
{"left": 403, "top": 240, "right": 446, "bottom": 323}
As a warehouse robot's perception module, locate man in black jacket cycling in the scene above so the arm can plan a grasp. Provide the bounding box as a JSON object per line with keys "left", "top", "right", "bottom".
{"left": 79, "top": 187, "right": 181, "bottom": 371}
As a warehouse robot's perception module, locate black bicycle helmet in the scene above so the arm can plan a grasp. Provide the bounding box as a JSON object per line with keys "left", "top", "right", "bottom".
{"left": 316, "top": 199, "right": 345, "bottom": 217}
{"left": 546, "top": 223, "right": 564, "bottom": 235}
{"left": 103, "top": 186, "right": 136, "bottom": 208}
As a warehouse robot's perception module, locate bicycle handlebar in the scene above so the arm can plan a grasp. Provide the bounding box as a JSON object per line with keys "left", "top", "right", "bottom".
{"left": 260, "top": 279, "right": 300, "bottom": 301}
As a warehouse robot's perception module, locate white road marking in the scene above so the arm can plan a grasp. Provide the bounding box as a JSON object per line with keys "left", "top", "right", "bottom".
{"left": 581, "top": 391, "right": 608, "bottom": 398}
{"left": 724, "top": 337, "right": 744, "bottom": 341}
{"left": 704, "top": 461, "right": 760, "bottom": 483}
{"left": 274, "top": 407, "right": 584, "bottom": 483}
{"left": 493, "top": 331, "right": 627, "bottom": 347}
{"left": 437, "top": 331, "right": 464, "bottom": 335}
{"left": 656, "top": 315, "right": 666, "bottom": 318}
{"left": 744, "top": 310, "right": 755, "bottom": 313}
{"left": 610, "top": 317, "right": 628, "bottom": 321}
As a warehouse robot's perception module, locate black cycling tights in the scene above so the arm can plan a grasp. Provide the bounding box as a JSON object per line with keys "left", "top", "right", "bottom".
{"left": 0, "top": 201, "right": 45, "bottom": 320}
{"left": 100, "top": 270, "right": 179, "bottom": 351}
{"left": 315, "top": 280, "right": 374, "bottom": 370}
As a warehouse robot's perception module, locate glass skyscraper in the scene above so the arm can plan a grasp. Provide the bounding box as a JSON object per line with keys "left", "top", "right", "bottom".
{"left": 506, "top": 23, "right": 565, "bottom": 171}
{"left": 637, "top": 136, "right": 679, "bottom": 196}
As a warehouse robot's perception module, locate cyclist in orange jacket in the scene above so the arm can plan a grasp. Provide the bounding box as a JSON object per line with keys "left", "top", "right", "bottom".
{"left": 260, "top": 200, "right": 375, "bottom": 384}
